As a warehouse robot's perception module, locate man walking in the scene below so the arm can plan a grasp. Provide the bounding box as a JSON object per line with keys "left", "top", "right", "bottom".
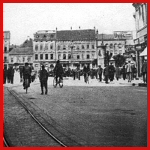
{"left": 126, "top": 61, "right": 133, "bottom": 82}
{"left": 109, "top": 63, "right": 115, "bottom": 82}
{"left": 97, "top": 65, "right": 103, "bottom": 82}
{"left": 141, "top": 59, "right": 147, "bottom": 84}
{"left": 39, "top": 65, "right": 49, "bottom": 95}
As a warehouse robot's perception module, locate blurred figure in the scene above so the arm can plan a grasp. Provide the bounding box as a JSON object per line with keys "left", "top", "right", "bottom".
{"left": 109, "top": 63, "right": 115, "bottom": 82}
{"left": 4, "top": 66, "right": 8, "bottom": 84}
{"left": 7, "top": 65, "right": 14, "bottom": 84}
{"left": 121, "top": 65, "right": 126, "bottom": 80}
{"left": 115, "top": 66, "right": 120, "bottom": 81}
{"left": 104, "top": 64, "right": 109, "bottom": 84}
{"left": 83, "top": 64, "right": 90, "bottom": 83}
{"left": 19, "top": 66, "right": 23, "bottom": 82}
{"left": 141, "top": 59, "right": 147, "bottom": 84}
{"left": 126, "top": 61, "right": 133, "bottom": 82}
{"left": 97, "top": 65, "right": 103, "bottom": 82}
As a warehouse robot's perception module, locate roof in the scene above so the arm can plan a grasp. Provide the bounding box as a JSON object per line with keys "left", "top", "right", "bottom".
{"left": 20, "top": 38, "right": 33, "bottom": 47}
{"left": 9, "top": 47, "right": 33, "bottom": 55}
{"left": 57, "top": 29, "right": 96, "bottom": 41}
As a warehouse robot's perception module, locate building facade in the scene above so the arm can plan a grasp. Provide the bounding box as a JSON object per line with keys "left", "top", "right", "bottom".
{"left": 9, "top": 38, "right": 33, "bottom": 67}
{"left": 56, "top": 29, "right": 96, "bottom": 69}
{"left": 3, "top": 31, "right": 10, "bottom": 68}
{"left": 132, "top": 3, "right": 147, "bottom": 76}
{"left": 97, "top": 33, "right": 133, "bottom": 68}
{"left": 33, "top": 30, "right": 56, "bottom": 70}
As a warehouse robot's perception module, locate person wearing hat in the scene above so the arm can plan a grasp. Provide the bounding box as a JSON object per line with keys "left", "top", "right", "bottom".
{"left": 53, "top": 60, "right": 64, "bottom": 84}
{"left": 141, "top": 59, "right": 147, "bottom": 84}
{"left": 22, "top": 62, "right": 32, "bottom": 88}
{"left": 97, "top": 65, "right": 103, "bottom": 82}
{"left": 39, "top": 65, "right": 49, "bottom": 95}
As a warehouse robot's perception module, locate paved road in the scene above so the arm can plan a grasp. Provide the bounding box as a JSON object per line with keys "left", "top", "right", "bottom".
{"left": 4, "top": 72, "right": 147, "bottom": 146}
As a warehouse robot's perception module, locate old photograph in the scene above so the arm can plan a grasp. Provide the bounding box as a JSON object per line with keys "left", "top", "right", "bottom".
{"left": 3, "top": 3, "right": 147, "bottom": 146}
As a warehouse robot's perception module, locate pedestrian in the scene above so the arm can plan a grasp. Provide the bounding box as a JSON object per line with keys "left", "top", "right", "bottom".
{"left": 39, "top": 65, "right": 49, "bottom": 95}
{"left": 97, "top": 65, "right": 103, "bottom": 82}
{"left": 103, "top": 64, "right": 109, "bottom": 84}
{"left": 109, "top": 63, "right": 115, "bottom": 82}
{"left": 141, "top": 59, "right": 147, "bottom": 84}
{"left": 19, "top": 66, "right": 23, "bottom": 82}
{"left": 23, "top": 62, "right": 32, "bottom": 89}
{"left": 83, "top": 64, "right": 90, "bottom": 83}
{"left": 126, "top": 61, "right": 133, "bottom": 82}
{"left": 115, "top": 66, "right": 120, "bottom": 81}
{"left": 7, "top": 65, "right": 14, "bottom": 84}
{"left": 4, "top": 66, "right": 8, "bottom": 84}
{"left": 132, "top": 64, "right": 137, "bottom": 80}
{"left": 53, "top": 60, "right": 64, "bottom": 84}
{"left": 121, "top": 65, "right": 126, "bottom": 80}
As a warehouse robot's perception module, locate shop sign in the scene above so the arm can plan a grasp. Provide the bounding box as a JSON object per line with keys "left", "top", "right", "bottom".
{"left": 114, "top": 31, "right": 133, "bottom": 39}
{"left": 135, "top": 45, "right": 142, "bottom": 50}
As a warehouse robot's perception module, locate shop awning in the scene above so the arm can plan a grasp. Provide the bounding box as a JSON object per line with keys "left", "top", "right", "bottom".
{"left": 140, "top": 47, "right": 147, "bottom": 56}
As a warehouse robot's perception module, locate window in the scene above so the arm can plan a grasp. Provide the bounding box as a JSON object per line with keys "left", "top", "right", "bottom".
{"left": 11, "top": 57, "right": 13, "bottom": 63}
{"left": 77, "top": 45, "right": 80, "bottom": 50}
{"left": 63, "top": 45, "right": 66, "bottom": 50}
{"left": 82, "top": 45, "right": 85, "bottom": 49}
{"left": 40, "top": 44, "right": 43, "bottom": 50}
{"left": 40, "top": 54, "right": 43, "bottom": 60}
{"left": 77, "top": 55, "right": 80, "bottom": 59}
{"left": 58, "top": 54, "right": 61, "bottom": 59}
{"left": 63, "top": 54, "right": 66, "bottom": 59}
{"left": 35, "top": 45, "right": 38, "bottom": 51}
{"left": 87, "top": 54, "right": 90, "bottom": 59}
{"left": 4, "top": 57, "right": 7, "bottom": 62}
{"left": 4, "top": 47, "right": 7, "bottom": 53}
{"left": 35, "top": 54, "right": 38, "bottom": 60}
{"left": 27, "top": 57, "right": 31, "bottom": 62}
{"left": 45, "top": 54, "right": 48, "bottom": 60}
{"left": 50, "top": 44, "right": 53, "bottom": 50}
{"left": 44, "top": 44, "right": 48, "bottom": 50}
{"left": 22, "top": 57, "right": 25, "bottom": 62}
{"left": 50, "top": 54, "right": 53, "bottom": 59}
{"left": 92, "top": 45, "right": 95, "bottom": 49}
{"left": 57, "top": 45, "right": 60, "bottom": 50}
{"left": 87, "top": 45, "right": 89, "bottom": 49}
{"left": 68, "top": 54, "right": 71, "bottom": 59}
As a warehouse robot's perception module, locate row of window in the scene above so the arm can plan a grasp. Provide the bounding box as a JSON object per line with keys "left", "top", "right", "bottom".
{"left": 35, "top": 54, "right": 54, "bottom": 60}
{"left": 34, "top": 53, "right": 93, "bottom": 60}
{"left": 34, "top": 44, "right": 96, "bottom": 51}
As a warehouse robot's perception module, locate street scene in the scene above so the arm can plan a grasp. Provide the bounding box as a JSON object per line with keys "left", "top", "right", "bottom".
{"left": 3, "top": 3, "right": 147, "bottom": 147}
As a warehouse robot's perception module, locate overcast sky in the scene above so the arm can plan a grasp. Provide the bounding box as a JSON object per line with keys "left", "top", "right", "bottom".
{"left": 3, "top": 3, "right": 136, "bottom": 45}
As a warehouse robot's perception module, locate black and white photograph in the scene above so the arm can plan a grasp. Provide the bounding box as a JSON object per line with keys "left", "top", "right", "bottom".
{"left": 3, "top": 3, "right": 147, "bottom": 146}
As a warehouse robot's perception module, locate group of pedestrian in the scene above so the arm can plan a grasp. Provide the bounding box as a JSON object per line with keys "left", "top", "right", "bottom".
{"left": 4, "top": 65, "right": 15, "bottom": 84}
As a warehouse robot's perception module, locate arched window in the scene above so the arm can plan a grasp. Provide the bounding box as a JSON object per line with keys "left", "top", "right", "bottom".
{"left": 35, "top": 45, "right": 38, "bottom": 51}
{"left": 68, "top": 54, "right": 71, "bottom": 59}
{"left": 50, "top": 44, "right": 53, "bottom": 50}
{"left": 40, "top": 44, "right": 43, "bottom": 50}
{"left": 87, "top": 54, "right": 90, "bottom": 59}
{"left": 63, "top": 54, "right": 66, "bottom": 59}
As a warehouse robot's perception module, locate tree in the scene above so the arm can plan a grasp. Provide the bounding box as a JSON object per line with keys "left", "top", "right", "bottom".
{"left": 113, "top": 54, "right": 126, "bottom": 67}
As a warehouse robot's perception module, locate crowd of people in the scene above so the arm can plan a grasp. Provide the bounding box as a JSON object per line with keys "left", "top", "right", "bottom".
{"left": 3, "top": 59, "right": 147, "bottom": 95}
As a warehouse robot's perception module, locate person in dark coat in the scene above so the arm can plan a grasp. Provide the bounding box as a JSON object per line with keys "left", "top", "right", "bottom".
{"left": 109, "top": 63, "right": 115, "bottom": 81}
{"left": 83, "top": 64, "right": 90, "bottom": 83}
{"left": 97, "top": 65, "right": 103, "bottom": 82}
{"left": 7, "top": 65, "right": 14, "bottom": 84}
{"left": 39, "top": 65, "right": 49, "bottom": 95}
{"left": 141, "top": 59, "right": 147, "bottom": 84}
{"left": 53, "top": 60, "right": 64, "bottom": 84}
{"left": 4, "top": 66, "right": 8, "bottom": 84}
{"left": 121, "top": 65, "right": 126, "bottom": 80}
{"left": 104, "top": 64, "right": 109, "bottom": 84}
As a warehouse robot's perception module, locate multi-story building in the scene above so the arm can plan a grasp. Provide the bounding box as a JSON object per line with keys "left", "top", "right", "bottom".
{"left": 97, "top": 32, "right": 134, "bottom": 68}
{"left": 132, "top": 3, "right": 147, "bottom": 76}
{"left": 56, "top": 29, "right": 96, "bottom": 68}
{"left": 3, "top": 31, "right": 10, "bottom": 68}
{"left": 9, "top": 38, "right": 33, "bottom": 67}
{"left": 33, "top": 30, "right": 56, "bottom": 70}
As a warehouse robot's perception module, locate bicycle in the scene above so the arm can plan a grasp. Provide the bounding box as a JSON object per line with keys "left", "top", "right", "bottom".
{"left": 53, "top": 76, "right": 63, "bottom": 88}
{"left": 24, "top": 78, "right": 29, "bottom": 93}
